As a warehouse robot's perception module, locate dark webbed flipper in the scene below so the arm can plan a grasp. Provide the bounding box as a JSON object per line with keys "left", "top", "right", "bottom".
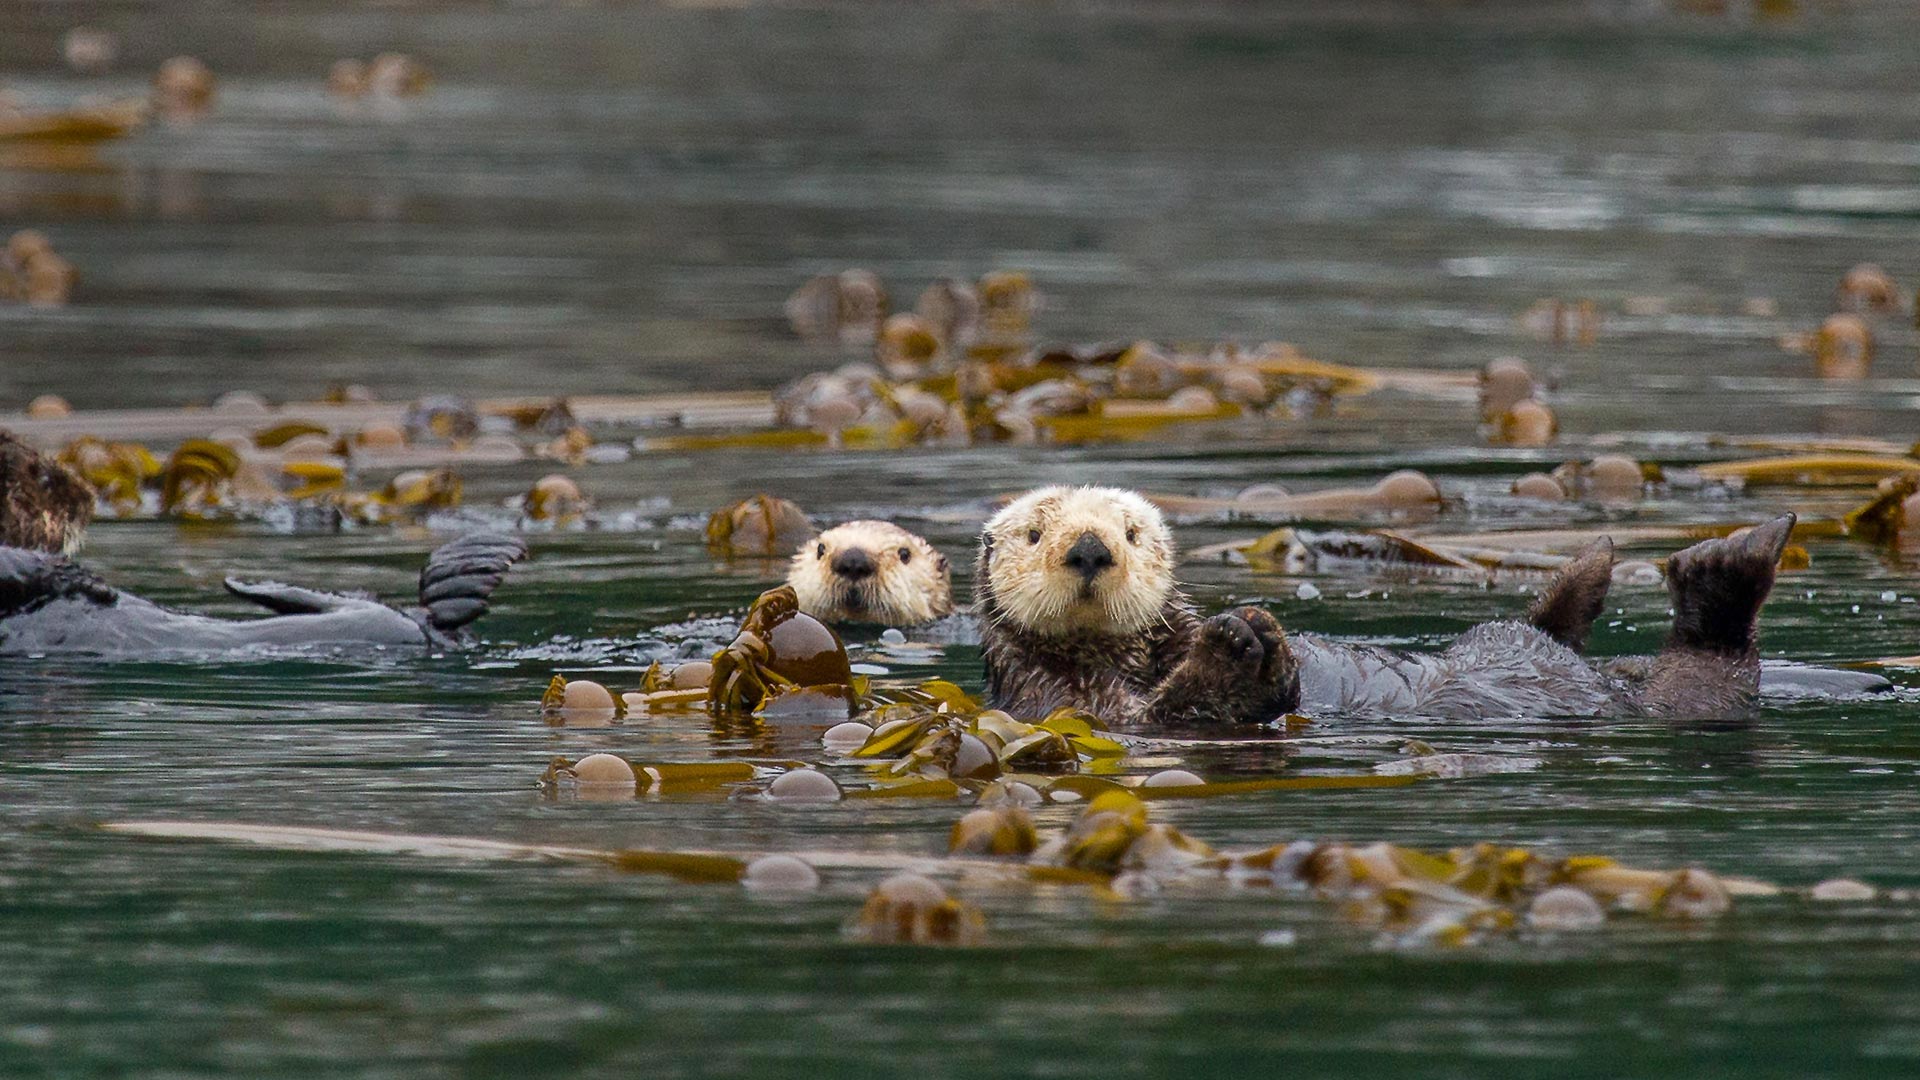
{"left": 1665, "top": 515, "right": 1793, "bottom": 656}
{"left": 1637, "top": 514, "right": 1794, "bottom": 718}
{"left": 417, "top": 532, "right": 527, "bottom": 632}
{"left": 1141, "top": 607, "right": 1300, "bottom": 726}
{"left": 1526, "top": 537, "right": 1614, "bottom": 652}
{"left": 222, "top": 579, "right": 362, "bottom": 616}
{"left": 0, "top": 545, "right": 115, "bottom": 616}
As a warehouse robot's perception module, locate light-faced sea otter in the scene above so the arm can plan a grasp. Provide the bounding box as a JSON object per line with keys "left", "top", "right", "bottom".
{"left": 976, "top": 485, "right": 1857, "bottom": 725}
{"left": 787, "top": 520, "right": 952, "bottom": 627}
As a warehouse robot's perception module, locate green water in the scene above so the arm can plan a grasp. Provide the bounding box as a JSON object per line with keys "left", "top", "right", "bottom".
{"left": 6, "top": 3, "right": 1920, "bottom": 1077}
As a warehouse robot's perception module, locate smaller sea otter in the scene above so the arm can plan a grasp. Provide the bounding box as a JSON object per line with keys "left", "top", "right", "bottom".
{"left": 978, "top": 485, "right": 1822, "bottom": 725}
{"left": 788, "top": 520, "right": 952, "bottom": 627}
{"left": 1, "top": 431, "right": 94, "bottom": 553}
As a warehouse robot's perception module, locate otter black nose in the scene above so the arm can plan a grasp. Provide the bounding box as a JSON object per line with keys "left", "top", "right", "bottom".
{"left": 1063, "top": 532, "right": 1114, "bottom": 583}
{"left": 829, "top": 548, "right": 876, "bottom": 580}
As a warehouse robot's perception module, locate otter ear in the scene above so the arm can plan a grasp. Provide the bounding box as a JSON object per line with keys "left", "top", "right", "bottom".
{"left": 980, "top": 532, "right": 995, "bottom": 561}
{"left": 935, "top": 553, "right": 949, "bottom": 572}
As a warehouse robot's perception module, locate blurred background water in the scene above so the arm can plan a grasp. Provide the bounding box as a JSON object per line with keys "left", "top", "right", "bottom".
{"left": 5, "top": 2, "right": 1920, "bottom": 1077}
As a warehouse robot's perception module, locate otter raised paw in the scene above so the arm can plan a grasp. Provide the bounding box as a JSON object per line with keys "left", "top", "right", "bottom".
{"left": 1142, "top": 607, "right": 1299, "bottom": 727}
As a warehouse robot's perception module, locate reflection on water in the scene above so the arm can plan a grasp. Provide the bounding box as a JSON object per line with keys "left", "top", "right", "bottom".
{"left": 6, "top": 2, "right": 1920, "bottom": 1076}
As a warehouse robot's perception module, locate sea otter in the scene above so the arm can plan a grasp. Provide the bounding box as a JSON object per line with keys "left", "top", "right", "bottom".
{"left": 787, "top": 520, "right": 952, "bottom": 627}
{"left": 0, "top": 531, "right": 526, "bottom": 656}
{"left": 977, "top": 485, "right": 1837, "bottom": 725}
{"left": 1, "top": 429, "right": 526, "bottom": 655}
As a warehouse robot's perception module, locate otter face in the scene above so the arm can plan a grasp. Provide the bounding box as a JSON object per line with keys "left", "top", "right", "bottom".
{"left": 979, "top": 486, "right": 1175, "bottom": 636}
{"left": 789, "top": 520, "right": 952, "bottom": 627}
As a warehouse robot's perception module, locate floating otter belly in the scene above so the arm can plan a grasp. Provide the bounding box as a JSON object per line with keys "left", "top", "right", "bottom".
{"left": 976, "top": 485, "right": 1850, "bottom": 725}
{"left": 0, "top": 532, "right": 525, "bottom": 657}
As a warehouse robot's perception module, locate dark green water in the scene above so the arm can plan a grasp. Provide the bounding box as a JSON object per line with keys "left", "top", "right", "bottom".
{"left": 6, "top": 3, "right": 1920, "bottom": 1077}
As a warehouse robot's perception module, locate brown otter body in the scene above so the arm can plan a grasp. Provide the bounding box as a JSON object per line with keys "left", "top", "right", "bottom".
{"left": 1, "top": 430, "right": 93, "bottom": 553}
{"left": 978, "top": 485, "right": 1806, "bottom": 725}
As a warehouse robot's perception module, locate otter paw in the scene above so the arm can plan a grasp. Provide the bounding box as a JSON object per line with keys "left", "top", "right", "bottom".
{"left": 1229, "top": 606, "right": 1300, "bottom": 715}
{"left": 1141, "top": 610, "right": 1299, "bottom": 727}
{"left": 1195, "top": 611, "right": 1266, "bottom": 674}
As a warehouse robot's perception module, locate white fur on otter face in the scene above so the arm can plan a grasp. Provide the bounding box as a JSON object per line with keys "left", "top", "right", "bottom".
{"left": 980, "top": 486, "right": 1175, "bottom": 637}
{"left": 788, "top": 520, "right": 952, "bottom": 627}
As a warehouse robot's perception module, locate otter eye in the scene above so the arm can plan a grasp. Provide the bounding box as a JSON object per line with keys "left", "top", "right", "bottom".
{"left": 1027, "top": 528, "right": 1042, "bottom": 544}
{"left": 897, "top": 547, "right": 912, "bottom": 563}
{"left": 815, "top": 543, "right": 826, "bottom": 558}
{"left": 1126, "top": 527, "right": 1139, "bottom": 545}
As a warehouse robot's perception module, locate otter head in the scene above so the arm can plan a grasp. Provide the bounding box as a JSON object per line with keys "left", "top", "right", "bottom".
{"left": 1, "top": 432, "right": 93, "bottom": 554}
{"left": 978, "top": 486, "right": 1175, "bottom": 637}
{"left": 789, "top": 520, "right": 952, "bottom": 627}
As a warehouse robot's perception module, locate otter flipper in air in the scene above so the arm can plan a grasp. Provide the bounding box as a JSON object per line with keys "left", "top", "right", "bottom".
{"left": 1665, "top": 516, "right": 1793, "bottom": 656}
{"left": 1525, "top": 537, "right": 1614, "bottom": 652}
{"left": 1635, "top": 514, "right": 1794, "bottom": 717}
{"left": 416, "top": 531, "right": 528, "bottom": 632}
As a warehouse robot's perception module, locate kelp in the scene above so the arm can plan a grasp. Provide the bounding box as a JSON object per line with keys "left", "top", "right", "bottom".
{"left": 1690, "top": 454, "right": 1920, "bottom": 487}
{"left": 57, "top": 436, "right": 160, "bottom": 515}
{"left": 708, "top": 585, "right": 857, "bottom": 717}
{"left": 1842, "top": 476, "right": 1920, "bottom": 547}
{"left": 846, "top": 872, "right": 989, "bottom": 946}
{"left": 0, "top": 100, "right": 146, "bottom": 143}
{"left": 113, "top": 816, "right": 1870, "bottom": 952}
{"left": 705, "top": 494, "right": 814, "bottom": 557}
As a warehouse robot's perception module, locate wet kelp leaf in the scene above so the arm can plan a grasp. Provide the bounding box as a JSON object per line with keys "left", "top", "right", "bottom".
{"left": 1691, "top": 453, "right": 1920, "bottom": 487}
{"left": 252, "top": 421, "right": 331, "bottom": 449}
{"left": 596, "top": 849, "right": 747, "bottom": 884}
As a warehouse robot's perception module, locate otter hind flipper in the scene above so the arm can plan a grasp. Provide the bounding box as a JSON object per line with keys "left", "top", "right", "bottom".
{"left": 1665, "top": 514, "right": 1794, "bottom": 655}
{"left": 417, "top": 532, "right": 527, "bottom": 632}
{"left": 1525, "top": 537, "right": 1614, "bottom": 653}
{"left": 0, "top": 545, "right": 115, "bottom": 616}
{"left": 222, "top": 578, "right": 361, "bottom": 616}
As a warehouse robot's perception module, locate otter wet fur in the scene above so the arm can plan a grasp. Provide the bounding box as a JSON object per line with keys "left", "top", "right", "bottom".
{"left": 976, "top": 486, "right": 1296, "bottom": 726}
{"left": 0, "top": 532, "right": 526, "bottom": 656}
{"left": 978, "top": 485, "right": 1812, "bottom": 725}
{"left": 789, "top": 520, "right": 952, "bottom": 627}
{"left": 1, "top": 430, "right": 94, "bottom": 554}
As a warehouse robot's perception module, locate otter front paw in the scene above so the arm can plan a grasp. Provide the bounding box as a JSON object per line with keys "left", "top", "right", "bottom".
{"left": 1141, "top": 609, "right": 1300, "bottom": 727}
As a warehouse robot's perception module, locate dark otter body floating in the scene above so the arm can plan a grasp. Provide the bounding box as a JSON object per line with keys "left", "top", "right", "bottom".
{"left": 977, "top": 485, "right": 1887, "bottom": 726}
{"left": 1278, "top": 518, "right": 1887, "bottom": 718}
{"left": 0, "top": 532, "right": 526, "bottom": 656}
